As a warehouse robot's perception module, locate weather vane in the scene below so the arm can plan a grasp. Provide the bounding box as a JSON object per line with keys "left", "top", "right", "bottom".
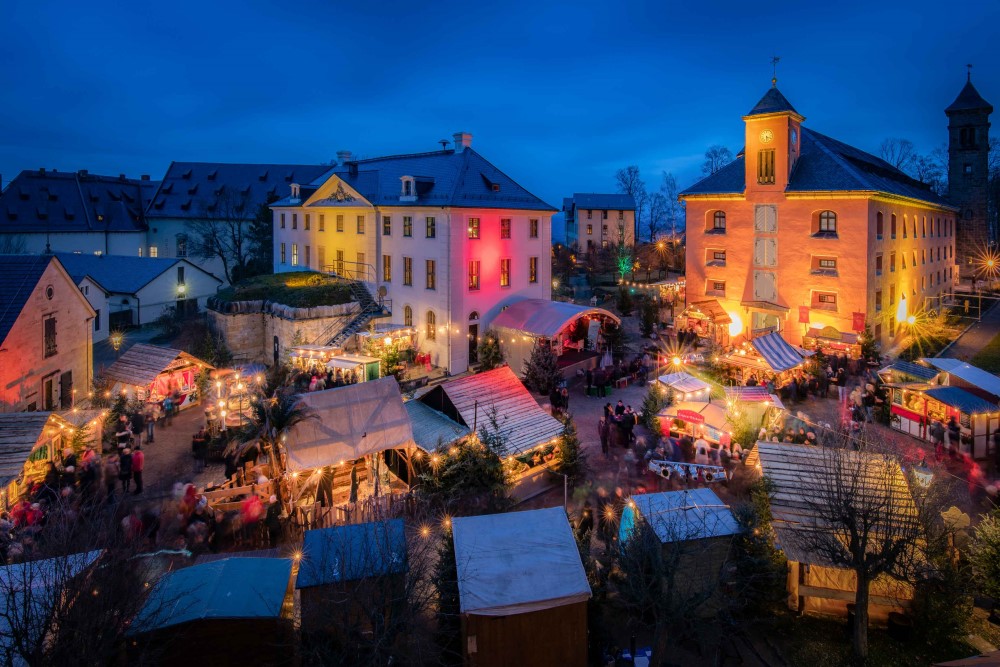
{"left": 967, "top": 63, "right": 973, "bottom": 82}
{"left": 771, "top": 56, "right": 781, "bottom": 87}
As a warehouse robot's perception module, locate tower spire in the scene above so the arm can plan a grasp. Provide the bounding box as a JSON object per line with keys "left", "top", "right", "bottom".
{"left": 967, "top": 63, "right": 973, "bottom": 83}
{"left": 771, "top": 56, "right": 780, "bottom": 87}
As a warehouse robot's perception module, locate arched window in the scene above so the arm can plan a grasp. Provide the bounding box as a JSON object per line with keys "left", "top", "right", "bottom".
{"left": 891, "top": 214, "right": 897, "bottom": 239}
{"left": 712, "top": 211, "right": 726, "bottom": 232}
{"left": 468, "top": 311, "right": 480, "bottom": 321}
{"left": 876, "top": 212, "right": 884, "bottom": 239}
{"left": 403, "top": 305, "right": 412, "bottom": 327}
{"left": 426, "top": 311, "right": 436, "bottom": 341}
{"left": 818, "top": 211, "right": 837, "bottom": 233}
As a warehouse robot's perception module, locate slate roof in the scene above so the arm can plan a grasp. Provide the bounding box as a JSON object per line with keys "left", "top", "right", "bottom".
{"left": 681, "top": 126, "right": 951, "bottom": 208}
{"left": 147, "top": 162, "right": 329, "bottom": 221}
{"left": 297, "top": 519, "right": 407, "bottom": 588}
{"left": 276, "top": 149, "right": 555, "bottom": 212}
{"left": 945, "top": 79, "right": 993, "bottom": 114}
{"left": 0, "top": 254, "right": 54, "bottom": 346}
{"left": 747, "top": 86, "right": 799, "bottom": 116}
{"left": 565, "top": 193, "right": 636, "bottom": 211}
{"left": 0, "top": 169, "right": 156, "bottom": 233}
{"left": 53, "top": 252, "right": 221, "bottom": 295}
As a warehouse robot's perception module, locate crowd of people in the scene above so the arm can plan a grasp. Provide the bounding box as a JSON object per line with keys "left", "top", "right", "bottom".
{"left": 294, "top": 366, "right": 361, "bottom": 393}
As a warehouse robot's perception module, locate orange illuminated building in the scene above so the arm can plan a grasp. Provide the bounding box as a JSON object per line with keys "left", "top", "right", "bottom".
{"left": 681, "top": 83, "right": 958, "bottom": 352}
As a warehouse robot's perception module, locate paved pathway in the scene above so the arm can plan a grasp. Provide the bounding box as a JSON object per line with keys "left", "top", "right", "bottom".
{"left": 942, "top": 299, "right": 1000, "bottom": 361}
{"left": 130, "top": 405, "right": 225, "bottom": 501}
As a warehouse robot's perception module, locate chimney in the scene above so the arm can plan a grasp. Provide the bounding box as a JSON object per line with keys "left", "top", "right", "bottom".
{"left": 119, "top": 174, "right": 126, "bottom": 181}
{"left": 336, "top": 150, "right": 353, "bottom": 164}
{"left": 141, "top": 174, "right": 150, "bottom": 181}
{"left": 38, "top": 167, "right": 46, "bottom": 175}
{"left": 452, "top": 132, "right": 472, "bottom": 152}
{"left": 78, "top": 169, "right": 88, "bottom": 178}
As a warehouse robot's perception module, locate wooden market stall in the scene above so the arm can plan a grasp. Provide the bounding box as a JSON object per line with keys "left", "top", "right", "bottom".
{"left": 102, "top": 343, "right": 212, "bottom": 411}
{"left": 657, "top": 401, "right": 731, "bottom": 444}
{"left": 801, "top": 325, "right": 861, "bottom": 358}
{"left": 0, "top": 411, "right": 103, "bottom": 509}
{"left": 880, "top": 359, "right": 1000, "bottom": 460}
{"left": 717, "top": 331, "right": 811, "bottom": 386}
{"left": 452, "top": 507, "right": 591, "bottom": 667}
{"left": 280, "top": 377, "right": 422, "bottom": 526}
{"left": 619, "top": 489, "right": 740, "bottom": 613}
{"left": 418, "top": 366, "right": 566, "bottom": 501}
{"left": 747, "top": 442, "right": 916, "bottom": 622}
{"left": 681, "top": 299, "right": 732, "bottom": 346}
{"left": 326, "top": 353, "right": 381, "bottom": 383}
{"left": 128, "top": 557, "right": 295, "bottom": 666}
{"left": 296, "top": 519, "right": 408, "bottom": 636}
{"left": 656, "top": 371, "right": 713, "bottom": 402}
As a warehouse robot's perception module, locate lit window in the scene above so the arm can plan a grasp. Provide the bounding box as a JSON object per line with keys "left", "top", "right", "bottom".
{"left": 426, "top": 311, "right": 436, "bottom": 341}
{"left": 468, "top": 261, "right": 480, "bottom": 290}
{"left": 818, "top": 258, "right": 837, "bottom": 269}
{"left": 404, "top": 305, "right": 412, "bottom": 327}
{"left": 468, "top": 218, "right": 480, "bottom": 239}
{"left": 149, "top": 246, "right": 158, "bottom": 258}
{"left": 292, "top": 244, "right": 298, "bottom": 266}
{"left": 403, "top": 257, "right": 412, "bottom": 286}
{"left": 501, "top": 218, "right": 511, "bottom": 239}
{"left": 500, "top": 258, "right": 511, "bottom": 288}
{"left": 586, "top": 224, "right": 593, "bottom": 235}
{"left": 529, "top": 219, "right": 539, "bottom": 238}
{"left": 382, "top": 255, "right": 391, "bottom": 282}
{"left": 426, "top": 260, "right": 436, "bottom": 290}
{"left": 529, "top": 257, "right": 538, "bottom": 283}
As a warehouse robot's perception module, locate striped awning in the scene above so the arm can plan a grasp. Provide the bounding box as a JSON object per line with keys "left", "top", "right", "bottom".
{"left": 750, "top": 332, "right": 805, "bottom": 372}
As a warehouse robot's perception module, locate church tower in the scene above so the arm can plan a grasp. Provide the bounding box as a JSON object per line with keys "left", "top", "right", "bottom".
{"left": 946, "top": 71, "right": 993, "bottom": 279}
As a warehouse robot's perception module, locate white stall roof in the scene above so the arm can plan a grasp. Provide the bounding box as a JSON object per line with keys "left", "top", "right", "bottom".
{"left": 658, "top": 401, "right": 729, "bottom": 431}
{"left": 631, "top": 488, "right": 740, "bottom": 543}
{"left": 490, "top": 298, "right": 619, "bottom": 338}
{"left": 922, "top": 357, "right": 1000, "bottom": 400}
{"left": 452, "top": 507, "right": 591, "bottom": 616}
{"left": 657, "top": 372, "right": 711, "bottom": 394}
{"left": 283, "top": 377, "right": 417, "bottom": 470}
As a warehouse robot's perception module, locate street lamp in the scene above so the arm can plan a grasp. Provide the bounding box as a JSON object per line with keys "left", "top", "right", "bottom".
{"left": 109, "top": 330, "right": 124, "bottom": 358}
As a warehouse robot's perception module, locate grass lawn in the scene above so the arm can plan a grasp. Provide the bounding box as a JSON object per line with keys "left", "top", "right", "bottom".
{"left": 214, "top": 272, "right": 354, "bottom": 308}
{"left": 971, "top": 330, "right": 1000, "bottom": 373}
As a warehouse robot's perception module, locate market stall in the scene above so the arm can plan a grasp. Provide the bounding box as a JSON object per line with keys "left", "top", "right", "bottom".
{"left": 717, "top": 332, "right": 811, "bottom": 385}
{"left": 656, "top": 372, "right": 713, "bottom": 402}
{"left": 801, "top": 325, "right": 861, "bottom": 358}
{"left": 102, "top": 343, "right": 212, "bottom": 411}
{"left": 289, "top": 344, "right": 342, "bottom": 371}
{"left": 682, "top": 299, "right": 732, "bottom": 345}
{"left": 326, "top": 354, "right": 381, "bottom": 383}
{"left": 723, "top": 386, "right": 785, "bottom": 432}
{"left": 657, "top": 401, "right": 730, "bottom": 444}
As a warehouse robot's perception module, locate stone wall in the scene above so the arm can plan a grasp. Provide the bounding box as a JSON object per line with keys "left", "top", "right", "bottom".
{"left": 207, "top": 300, "right": 358, "bottom": 364}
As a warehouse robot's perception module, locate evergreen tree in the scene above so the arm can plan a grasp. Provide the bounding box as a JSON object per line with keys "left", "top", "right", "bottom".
{"left": 639, "top": 297, "right": 657, "bottom": 336}
{"left": 616, "top": 286, "right": 634, "bottom": 316}
{"left": 523, "top": 342, "right": 563, "bottom": 394}
{"left": 602, "top": 321, "right": 628, "bottom": 359}
{"left": 432, "top": 526, "right": 462, "bottom": 664}
{"left": 476, "top": 329, "right": 504, "bottom": 371}
{"left": 640, "top": 383, "right": 670, "bottom": 431}
{"left": 858, "top": 323, "right": 879, "bottom": 362}
{"left": 554, "top": 418, "right": 586, "bottom": 484}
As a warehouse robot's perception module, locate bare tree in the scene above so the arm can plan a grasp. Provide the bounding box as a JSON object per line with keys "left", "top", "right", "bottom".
{"left": 790, "top": 430, "right": 924, "bottom": 662}
{"left": 646, "top": 192, "right": 667, "bottom": 243}
{"left": 615, "top": 166, "right": 646, "bottom": 241}
{"left": 187, "top": 186, "right": 256, "bottom": 284}
{"left": 659, "top": 172, "right": 684, "bottom": 241}
{"left": 879, "top": 138, "right": 917, "bottom": 172}
{"left": 299, "top": 523, "right": 440, "bottom": 666}
{"left": 0, "top": 235, "right": 27, "bottom": 254}
{"left": 612, "top": 501, "right": 736, "bottom": 666}
{"left": 701, "top": 145, "right": 733, "bottom": 176}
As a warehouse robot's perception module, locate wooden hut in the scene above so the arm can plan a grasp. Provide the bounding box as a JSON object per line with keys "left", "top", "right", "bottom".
{"left": 129, "top": 557, "right": 295, "bottom": 666}
{"left": 618, "top": 488, "right": 739, "bottom": 613}
{"left": 452, "top": 507, "right": 592, "bottom": 667}
{"left": 102, "top": 343, "right": 212, "bottom": 410}
{"left": 747, "top": 442, "right": 917, "bottom": 622}
{"left": 296, "top": 519, "right": 407, "bottom": 637}
{"left": 0, "top": 411, "right": 102, "bottom": 508}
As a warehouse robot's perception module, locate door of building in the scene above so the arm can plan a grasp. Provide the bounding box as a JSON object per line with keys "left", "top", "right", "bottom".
{"left": 468, "top": 324, "right": 479, "bottom": 364}
{"left": 59, "top": 371, "right": 73, "bottom": 409}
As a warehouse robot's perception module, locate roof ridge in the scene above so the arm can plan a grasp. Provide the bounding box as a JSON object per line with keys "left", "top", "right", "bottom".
{"left": 350, "top": 149, "right": 454, "bottom": 164}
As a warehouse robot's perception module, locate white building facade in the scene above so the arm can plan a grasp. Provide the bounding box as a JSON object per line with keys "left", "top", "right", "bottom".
{"left": 271, "top": 134, "right": 556, "bottom": 375}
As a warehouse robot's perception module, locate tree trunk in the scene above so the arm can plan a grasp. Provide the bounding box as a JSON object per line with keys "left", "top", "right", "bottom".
{"left": 650, "top": 620, "right": 669, "bottom": 667}
{"left": 852, "top": 574, "right": 871, "bottom": 662}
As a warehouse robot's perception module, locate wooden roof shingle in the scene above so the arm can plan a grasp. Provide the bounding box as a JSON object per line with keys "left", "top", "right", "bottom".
{"left": 103, "top": 343, "right": 212, "bottom": 387}
{"left": 0, "top": 413, "right": 54, "bottom": 487}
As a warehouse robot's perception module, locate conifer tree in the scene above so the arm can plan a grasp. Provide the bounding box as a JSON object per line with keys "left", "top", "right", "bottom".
{"left": 523, "top": 342, "right": 562, "bottom": 394}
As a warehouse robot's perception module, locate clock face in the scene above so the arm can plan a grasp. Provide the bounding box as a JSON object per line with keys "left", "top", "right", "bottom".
{"left": 759, "top": 129, "right": 774, "bottom": 144}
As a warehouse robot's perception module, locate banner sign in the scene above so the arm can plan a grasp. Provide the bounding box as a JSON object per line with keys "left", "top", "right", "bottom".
{"left": 798, "top": 306, "right": 810, "bottom": 324}
{"left": 675, "top": 409, "right": 705, "bottom": 424}
{"left": 852, "top": 312, "right": 866, "bottom": 332}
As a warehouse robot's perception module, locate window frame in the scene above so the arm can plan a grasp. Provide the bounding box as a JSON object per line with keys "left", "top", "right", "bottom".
{"left": 356, "top": 215, "right": 365, "bottom": 234}
{"left": 336, "top": 215, "right": 344, "bottom": 233}
{"left": 500, "top": 258, "right": 511, "bottom": 288}
{"left": 757, "top": 149, "right": 776, "bottom": 185}
{"left": 426, "top": 259, "right": 436, "bottom": 290}
{"left": 382, "top": 254, "right": 391, "bottom": 282}
{"left": 426, "top": 216, "right": 436, "bottom": 239}
{"left": 529, "top": 219, "right": 539, "bottom": 238}
{"left": 383, "top": 216, "right": 391, "bottom": 236}
{"left": 500, "top": 218, "right": 511, "bottom": 239}
{"left": 468, "top": 260, "right": 480, "bottom": 291}
{"left": 403, "top": 216, "right": 413, "bottom": 238}
{"left": 468, "top": 218, "right": 480, "bottom": 239}
{"left": 403, "top": 257, "right": 412, "bottom": 286}
{"left": 529, "top": 256, "right": 538, "bottom": 283}
{"left": 426, "top": 311, "right": 436, "bottom": 341}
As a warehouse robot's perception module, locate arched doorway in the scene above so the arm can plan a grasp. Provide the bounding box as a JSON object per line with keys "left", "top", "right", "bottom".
{"left": 468, "top": 311, "right": 480, "bottom": 364}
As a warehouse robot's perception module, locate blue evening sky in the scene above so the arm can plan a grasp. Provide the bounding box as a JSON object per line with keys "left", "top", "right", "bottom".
{"left": 1, "top": 0, "right": 997, "bottom": 210}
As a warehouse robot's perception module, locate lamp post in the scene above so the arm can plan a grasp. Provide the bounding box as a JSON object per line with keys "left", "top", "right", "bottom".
{"left": 109, "top": 331, "right": 124, "bottom": 359}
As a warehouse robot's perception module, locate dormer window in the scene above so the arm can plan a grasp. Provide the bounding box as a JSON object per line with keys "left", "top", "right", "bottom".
{"left": 290, "top": 183, "right": 300, "bottom": 199}
{"left": 400, "top": 176, "right": 416, "bottom": 200}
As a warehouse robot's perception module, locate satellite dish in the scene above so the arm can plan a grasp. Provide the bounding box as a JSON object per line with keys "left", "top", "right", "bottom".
{"left": 378, "top": 286, "right": 387, "bottom": 298}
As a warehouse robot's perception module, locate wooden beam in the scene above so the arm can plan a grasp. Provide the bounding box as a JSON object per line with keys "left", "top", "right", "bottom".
{"left": 797, "top": 584, "right": 911, "bottom": 608}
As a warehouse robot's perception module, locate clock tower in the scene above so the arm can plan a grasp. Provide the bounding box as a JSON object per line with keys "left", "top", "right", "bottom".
{"left": 743, "top": 84, "right": 803, "bottom": 195}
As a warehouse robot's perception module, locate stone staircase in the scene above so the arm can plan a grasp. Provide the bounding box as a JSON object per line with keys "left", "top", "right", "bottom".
{"left": 322, "top": 280, "right": 390, "bottom": 348}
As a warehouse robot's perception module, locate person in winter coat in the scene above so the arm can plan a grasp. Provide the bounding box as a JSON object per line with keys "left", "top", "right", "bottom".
{"left": 118, "top": 448, "right": 133, "bottom": 493}
{"left": 131, "top": 445, "right": 145, "bottom": 494}
{"left": 694, "top": 438, "right": 710, "bottom": 465}
{"left": 103, "top": 456, "right": 120, "bottom": 502}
